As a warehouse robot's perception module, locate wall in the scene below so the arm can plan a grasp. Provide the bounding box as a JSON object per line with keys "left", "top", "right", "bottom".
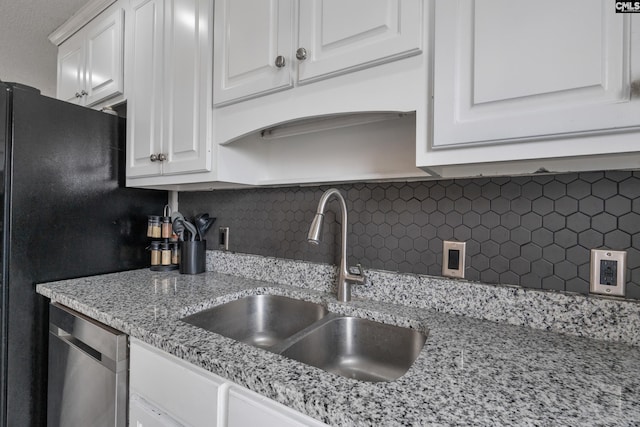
{"left": 0, "top": 33, "right": 56, "bottom": 96}
{"left": 0, "top": 0, "right": 87, "bottom": 97}
{"left": 180, "top": 170, "right": 640, "bottom": 300}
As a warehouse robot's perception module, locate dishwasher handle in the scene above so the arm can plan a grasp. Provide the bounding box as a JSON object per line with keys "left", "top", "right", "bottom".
{"left": 50, "top": 327, "right": 124, "bottom": 372}
{"left": 49, "top": 303, "right": 128, "bottom": 369}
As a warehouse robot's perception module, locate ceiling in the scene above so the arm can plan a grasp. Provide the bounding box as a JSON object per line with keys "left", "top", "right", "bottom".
{"left": 0, "top": 0, "right": 91, "bottom": 95}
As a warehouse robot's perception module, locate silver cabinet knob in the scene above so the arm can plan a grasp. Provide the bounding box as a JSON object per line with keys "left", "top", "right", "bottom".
{"left": 150, "top": 154, "right": 158, "bottom": 162}
{"left": 157, "top": 153, "right": 167, "bottom": 161}
{"left": 295, "top": 47, "right": 307, "bottom": 60}
{"left": 75, "top": 92, "right": 82, "bottom": 98}
{"left": 80, "top": 90, "right": 88, "bottom": 96}
{"left": 275, "top": 55, "right": 286, "bottom": 68}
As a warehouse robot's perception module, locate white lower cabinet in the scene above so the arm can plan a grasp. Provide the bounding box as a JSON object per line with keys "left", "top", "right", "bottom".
{"left": 129, "top": 339, "right": 222, "bottom": 426}
{"left": 227, "top": 385, "right": 325, "bottom": 427}
{"left": 129, "top": 339, "right": 328, "bottom": 427}
{"left": 129, "top": 394, "right": 182, "bottom": 427}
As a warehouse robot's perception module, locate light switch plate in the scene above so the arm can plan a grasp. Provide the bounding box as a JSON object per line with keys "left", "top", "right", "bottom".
{"left": 442, "top": 241, "right": 466, "bottom": 279}
{"left": 590, "top": 249, "right": 626, "bottom": 297}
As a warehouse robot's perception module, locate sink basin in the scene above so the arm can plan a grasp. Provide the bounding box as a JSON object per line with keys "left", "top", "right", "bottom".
{"left": 280, "top": 316, "right": 426, "bottom": 382}
{"left": 182, "top": 294, "right": 427, "bottom": 382}
{"left": 181, "top": 294, "right": 328, "bottom": 349}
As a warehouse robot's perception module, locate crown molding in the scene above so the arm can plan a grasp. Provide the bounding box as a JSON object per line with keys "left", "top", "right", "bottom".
{"left": 48, "top": 0, "right": 117, "bottom": 46}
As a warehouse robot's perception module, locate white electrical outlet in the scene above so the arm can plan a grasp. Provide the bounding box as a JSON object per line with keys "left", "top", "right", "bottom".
{"left": 443, "top": 241, "right": 466, "bottom": 279}
{"left": 590, "top": 249, "right": 626, "bottom": 297}
{"left": 219, "top": 227, "right": 229, "bottom": 251}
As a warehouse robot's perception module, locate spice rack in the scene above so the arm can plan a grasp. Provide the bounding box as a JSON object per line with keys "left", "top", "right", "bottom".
{"left": 147, "top": 205, "right": 179, "bottom": 271}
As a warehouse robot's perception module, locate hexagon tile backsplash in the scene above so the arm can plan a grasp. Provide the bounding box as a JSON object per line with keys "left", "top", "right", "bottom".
{"left": 180, "top": 171, "right": 640, "bottom": 299}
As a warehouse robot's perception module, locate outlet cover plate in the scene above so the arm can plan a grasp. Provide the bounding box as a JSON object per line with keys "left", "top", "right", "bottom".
{"left": 443, "top": 241, "right": 466, "bottom": 279}
{"left": 590, "top": 249, "right": 626, "bottom": 297}
{"left": 219, "top": 227, "right": 229, "bottom": 251}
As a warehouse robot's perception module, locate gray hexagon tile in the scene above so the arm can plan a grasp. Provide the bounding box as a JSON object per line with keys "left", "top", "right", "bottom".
{"left": 180, "top": 171, "right": 640, "bottom": 300}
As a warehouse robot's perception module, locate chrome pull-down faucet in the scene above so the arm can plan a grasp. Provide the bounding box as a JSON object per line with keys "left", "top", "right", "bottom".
{"left": 308, "top": 188, "right": 365, "bottom": 302}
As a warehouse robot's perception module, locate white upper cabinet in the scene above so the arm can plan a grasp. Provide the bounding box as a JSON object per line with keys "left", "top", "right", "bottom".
{"left": 84, "top": 11, "right": 125, "bottom": 105}
{"left": 125, "top": 0, "right": 213, "bottom": 180}
{"left": 56, "top": 6, "right": 124, "bottom": 107}
{"left": 161, "top": 0, "right": 212, "bottom": 176}
{"left": 57, "top": 38, "right": 85, "bottom": 104}
{"left": 213, "top": 0, "right": 294, "bottom": 105}
{"left": 432, "top": 0, "right": 640, "bottom": 147}
{"left": 213, "top": 0, "right": 422, "bottom": 106}
{"left": 210, "top": 0, "right": 428, "bottom": 187}
{"left": 126, "top": 0, "right": 164, "bottom": 178}
{"left": 297, "top": 0, "right": 422, "bottom": 83}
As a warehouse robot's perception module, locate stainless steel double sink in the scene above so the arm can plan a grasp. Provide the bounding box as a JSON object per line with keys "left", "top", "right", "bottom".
{"left": 181, "top": 294, "right": 427, "bottom": 382}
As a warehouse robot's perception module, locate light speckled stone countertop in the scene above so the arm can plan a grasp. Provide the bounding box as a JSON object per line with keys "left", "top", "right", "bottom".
{"left": 37, "top": 267, "right": 640, "bottom": 426}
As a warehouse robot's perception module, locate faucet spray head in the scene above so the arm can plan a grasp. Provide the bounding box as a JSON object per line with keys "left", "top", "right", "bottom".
{"left": 307, "top": 213, "right": 324, "bottom": 244}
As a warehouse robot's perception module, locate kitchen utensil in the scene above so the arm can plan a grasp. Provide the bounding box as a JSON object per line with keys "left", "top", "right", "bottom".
{"left": 181, "top": 218, "right": 198, "bottom": 241}
{"left": 194, "top": 213, "right": 217, "bottom": 239}
{"left": 193, "top": 214, "right": 204, "bottom": 241}
{"left": 172, "top": 218, "right": 186, "bottom": 241}
{"left": 174, "top": 213, "right": 203, "bottom": 241}
{"left": 171, "top": 211, "right": 185, "bottom": 223}
{"left": 202, "top": 217, "right": 217, "bottom": 238}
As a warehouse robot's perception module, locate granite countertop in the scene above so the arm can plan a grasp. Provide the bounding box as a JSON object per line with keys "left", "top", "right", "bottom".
{"left": 37, "top": 269, "right": 640, "bottom": 426}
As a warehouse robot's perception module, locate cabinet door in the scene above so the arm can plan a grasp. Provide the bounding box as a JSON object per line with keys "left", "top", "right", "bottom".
{"left": 433, "top": 0, "right": 640, "bottom": 147}
{"left": 126, "top": 0, "right": 164, "bottom": 178}
{"left": 161, "top": 0, "right": 213, "bottom": 175}
{"left": 213, "top": 0, "right": 294, "bottom": 105}
{"left": 84, "top": 8, "right": 124, "bottom": 106}
{"left": 227, "top": 385, "right": 327, "bottom": 427}
{"left": 297, "top": 0, "right": 422, "bottom": 83}
{"left": 129, "top": 394, "right": 182, "bottom": 427}
{"left": 57, "top": 35, "right": 85, "bottom": 105}
{"left": 130, "top": 339, "right": 222, "bottom": 426}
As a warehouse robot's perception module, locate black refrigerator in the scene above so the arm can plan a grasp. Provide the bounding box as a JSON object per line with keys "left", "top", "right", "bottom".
{"left": 0, "top": 82, "right": 166, "bottom": 426}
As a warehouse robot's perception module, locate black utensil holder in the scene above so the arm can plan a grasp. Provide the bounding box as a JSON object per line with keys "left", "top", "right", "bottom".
{"left": 180, "top": 240, "right": 206, "bottom": 274}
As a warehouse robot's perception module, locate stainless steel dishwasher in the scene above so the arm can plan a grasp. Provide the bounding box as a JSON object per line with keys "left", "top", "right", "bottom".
{"left": 47, "top": 303, "right": 128, "bottom": 427}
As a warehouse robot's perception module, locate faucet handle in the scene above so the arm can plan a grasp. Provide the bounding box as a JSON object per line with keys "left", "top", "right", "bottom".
{"left": 349, "top": 263, "right": 365, "bottom": 278}
{"left": 355, "top": 263, "right": 364, "bottom": 276}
